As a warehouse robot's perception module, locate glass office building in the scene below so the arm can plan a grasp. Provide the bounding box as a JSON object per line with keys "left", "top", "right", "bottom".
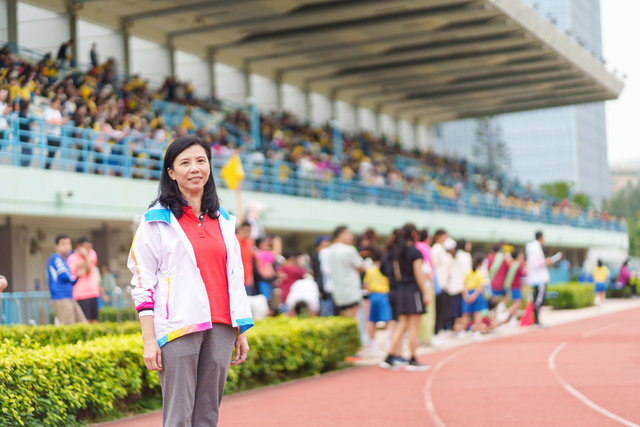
{"left": 433, "top": 0, "right": 609, "bottom": 205}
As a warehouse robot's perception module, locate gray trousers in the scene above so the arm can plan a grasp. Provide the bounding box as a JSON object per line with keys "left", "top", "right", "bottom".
{"left": 158, "top": 324, "right": 237, "bottom": 427}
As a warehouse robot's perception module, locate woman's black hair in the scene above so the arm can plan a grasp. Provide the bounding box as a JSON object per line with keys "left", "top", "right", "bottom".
{"left": 597, "top": 259, "right": 603, "bottom": 267}
{"left": 472, "top": 252, "right": 485, "bottom": 272}
{"left": 456, "top": 239, "right": 467, "bottom": 252}
{"left": 150, "top": 135, "right": 220, "bottom": 219}
{"left": 390, "top": 223, "right": 418, "bottom": 264}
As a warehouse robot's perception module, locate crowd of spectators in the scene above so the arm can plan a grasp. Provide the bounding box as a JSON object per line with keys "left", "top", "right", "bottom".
{"left": 0, "top": 42, "right": 625, "bottom": 228}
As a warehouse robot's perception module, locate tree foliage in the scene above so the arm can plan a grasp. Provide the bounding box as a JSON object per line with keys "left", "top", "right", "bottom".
{"left": 473, "top": 116, "right": 511, "bottom": 178}
{"left": 605, "top": 186, "right": 640, "bottom": 256}
{"left": 538, "top": 181, "right": 589, "bottom": 208}
{"left": 539, "top": 181, "right": 571, "bottom": 201}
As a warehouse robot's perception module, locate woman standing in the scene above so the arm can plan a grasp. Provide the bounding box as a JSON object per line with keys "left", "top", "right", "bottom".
{"left": 128, "top": 135, "right": 253, "bottom": 426}
{"left": 379, "top": 223, "right": 431, "bottom": 371}
{"left": 449, "top": 240, "right": 472, "bottom": 332}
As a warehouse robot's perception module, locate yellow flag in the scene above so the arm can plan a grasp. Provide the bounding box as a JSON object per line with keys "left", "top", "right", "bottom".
{"left": 220, "top": 154, "right": 245, "bottom": 189}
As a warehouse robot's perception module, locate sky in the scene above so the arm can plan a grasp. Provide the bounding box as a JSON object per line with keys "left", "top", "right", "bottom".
{"left": 601, "top": 1, "right": 640, "bottom": 166}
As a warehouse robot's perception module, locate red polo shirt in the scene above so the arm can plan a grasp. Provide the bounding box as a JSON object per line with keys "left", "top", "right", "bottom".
{"left": 178, "top": 206, "right": 231, "bottom": 326}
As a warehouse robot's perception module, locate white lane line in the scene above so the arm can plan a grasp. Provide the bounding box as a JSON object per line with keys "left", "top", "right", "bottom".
{"left": 548, "top": 342, "right": 640, "bottom": 427}
{"left": 424, "top": 346, "right": 473, "bottom": 427}
{"left": 582, "top": 322, "right": 620, "bottom": 338}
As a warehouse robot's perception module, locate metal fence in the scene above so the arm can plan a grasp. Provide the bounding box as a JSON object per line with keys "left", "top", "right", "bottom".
{"left": 0, "top": 289, "right": 129, "bottom": 325}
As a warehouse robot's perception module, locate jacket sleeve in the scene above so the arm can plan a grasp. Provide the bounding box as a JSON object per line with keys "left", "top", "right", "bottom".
{"left": 128, "top": 221, "right": 161, "bottom": 318}
{"left": 54, "top": 256, "right": 76, "bottom": 284}
{"left": 231, "top": 234, "right": 254, "bottom": 334}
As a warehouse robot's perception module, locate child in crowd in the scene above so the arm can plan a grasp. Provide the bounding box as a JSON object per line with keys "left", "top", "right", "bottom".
{"left": 363, "top": 247, "right": 392, "bottom": 355}
{"left": 504, "top": 249, "right": 526, "bottom": 324}
{"left": 592, "top": 259, "right": 610, "bottom": 306}
{"left": 455, "top": 252, "right": 489, "bottom": 337}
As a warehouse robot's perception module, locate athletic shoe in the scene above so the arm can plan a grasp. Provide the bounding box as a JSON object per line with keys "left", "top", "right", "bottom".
{"left": 472, "top": 331, "right": 482, "bottom": 341}
{"left": 404, "top": 357, "right": 432, "bottom": 372}
{"left": 430, "top": 335, "right": 444, "bottom": 347}
{"left": 456, "top": 331, "right": 467, "bottom": 339}
{"left": 393, "top": 355, "right": 409, "bottom": 365}
{"left": 379, "top": 355, "right": 402, "bottom": 370}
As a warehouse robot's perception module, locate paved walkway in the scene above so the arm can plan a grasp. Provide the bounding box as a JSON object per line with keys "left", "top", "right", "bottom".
{"left": 94, "top": 299, "right": 640, "bottom": 427}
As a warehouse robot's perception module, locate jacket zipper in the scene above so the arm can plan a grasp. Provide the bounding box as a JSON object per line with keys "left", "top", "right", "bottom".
{"left": 166, "top": 277, "right": 171, "bottom": 320}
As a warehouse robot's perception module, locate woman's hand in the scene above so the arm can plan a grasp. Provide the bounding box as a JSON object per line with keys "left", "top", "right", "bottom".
{"left": 422, "top": 292, "right": 431, "bottom": 306}
{"left": 143, "top": 339, "right": 162, "bottom": 371}
{"left": 231, "top": 333, "right": 249, "bottom": 366}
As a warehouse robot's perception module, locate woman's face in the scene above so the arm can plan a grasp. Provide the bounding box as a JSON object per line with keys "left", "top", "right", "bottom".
{"left": 168, "top": 144, "right": 210, "bottom": 197}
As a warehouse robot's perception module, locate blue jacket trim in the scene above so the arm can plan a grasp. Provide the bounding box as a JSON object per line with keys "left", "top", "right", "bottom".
{"left": 218, "top": 206, "right": 230, "bottom": 221}
{"left": 145, "top": 209, "right": 171, "bottom": 224}
{"left": 236, "top": 317, "right": 254, "bottom": 334}
{"left": 157, "top": 335, "right": 168, "bottom": 347}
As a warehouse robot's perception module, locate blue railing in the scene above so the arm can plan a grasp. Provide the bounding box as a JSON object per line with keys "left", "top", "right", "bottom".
{"left": 0, "top": 115, "right": 626, "bottom": 232}
{"left": 0, "top": 289, "right": 129, "bottom": 325}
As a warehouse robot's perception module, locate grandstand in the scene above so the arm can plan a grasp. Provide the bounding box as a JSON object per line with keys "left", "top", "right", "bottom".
{"left": 0, "top": 0, "right": 627, "bottom": 293}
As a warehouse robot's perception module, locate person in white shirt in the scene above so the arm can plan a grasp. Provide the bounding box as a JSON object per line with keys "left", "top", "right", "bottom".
{"left": 430, "top": 229, "right": 451, "bottom": 339}
{"left": 324, "top": 226, "right": 365, "bottom": 318}
{"left": 43, "top": 98, "right": 69, "bottom": 169}
{"left": 285, "top": 277, "right": 320, "bottom": 316}
{"left": 449, "top": 240, "right": 472, "bottom": 329}
{"left": 525, "top": 231, "right": 561, "bottom": 326}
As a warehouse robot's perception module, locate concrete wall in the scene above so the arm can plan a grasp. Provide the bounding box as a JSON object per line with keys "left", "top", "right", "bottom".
{"left": 77, "top": 19, "right": 123, "bottom": 70}
{"left": 0, "top": 0, "right": 8, "bottom": 42}
{"left": 0, "top": 165, "right": 628, "bottom": 251}
{"left": 215, "top": 62, "right": 246, "bottom": 106}
{"left": 18, "top": 2, "right": 68, "bottom": 56}
{"left": 175, "top": 50, "right": 209, "bottom": 97}
{"left": 130, "top": 36, "right": 169, "bottom": 85}
{"left": 252, "top": 74, "right": 278, "bottom": 113}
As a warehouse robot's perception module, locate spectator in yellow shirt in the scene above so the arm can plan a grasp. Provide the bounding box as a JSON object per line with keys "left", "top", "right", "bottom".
{"left": 592, "top": 260, "right": 610, "bottom": 306}
{"left": 454, "top": 252, "right": 489, "bottom": 336}
{"left": 363, "top": 247, "right": 392, "bottom": 355}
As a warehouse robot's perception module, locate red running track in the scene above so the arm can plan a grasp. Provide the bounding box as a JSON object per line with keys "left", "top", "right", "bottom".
{"left": 100, "top": 308, "right": 640, "bottom": 427}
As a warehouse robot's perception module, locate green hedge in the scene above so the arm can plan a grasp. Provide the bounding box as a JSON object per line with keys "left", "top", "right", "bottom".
{"left": 226, "top": 316, "right": 360, "bottom": 393}
{"left": 0, "top": 316, "right": 359, "bottom": 426}
{"left": 544, "top": 283, "right": 594, "bottom": 309}
{"left": 98, "top": 307, "right": 139, "bottom": 323}
{"left": 0, "top": 334, "right": 158, "bottom": 426}
{"left": 0, "top": 322, "right": 141, "bottom": 348}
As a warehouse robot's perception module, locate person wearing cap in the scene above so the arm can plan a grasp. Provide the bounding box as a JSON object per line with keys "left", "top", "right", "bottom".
{"left": 67, "top": 236, "right": 102, "bottom": 322}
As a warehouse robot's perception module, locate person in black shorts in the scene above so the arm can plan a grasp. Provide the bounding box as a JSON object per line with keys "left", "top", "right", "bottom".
{"left": 379, "top": 223, "right": 431, "bottom": 371}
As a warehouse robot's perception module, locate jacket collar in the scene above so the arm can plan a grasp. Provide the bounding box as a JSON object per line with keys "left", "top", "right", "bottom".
{"left": 144, "top": 203, "right": 236, "bottom": 267}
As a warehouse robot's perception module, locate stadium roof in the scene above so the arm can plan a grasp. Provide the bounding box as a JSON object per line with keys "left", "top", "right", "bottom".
{"left": 39, "top": 0, "right": 624, "bottom": 124}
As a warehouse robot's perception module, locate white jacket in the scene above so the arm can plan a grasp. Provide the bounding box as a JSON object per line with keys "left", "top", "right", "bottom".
{"left": 128, "top": 203, "right": 254, "bottom": 347}
{"left": 525, "top": 239, "right": 549, "bottom": 286}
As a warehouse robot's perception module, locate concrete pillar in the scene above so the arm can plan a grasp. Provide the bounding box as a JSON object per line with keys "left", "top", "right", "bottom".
{"left": 243, "top": 60, "right": 251, "bottom": 98}
{"left": 330, "top": 90, "right": 338, "bottom": 120}
{"left": 7, "top": 0, "right": 17, "bottom": 51}
{"left": 425, "top": 124, "right": 435, "bottom": 150}
{"left": 275, "top": 71, "right": 283, "bottom": 113}
{"left": 304, "top": 82, "right": 312, "bottom": 123}
{"left": 67, "top": 0, "right": 78, "bottom": 63}
{"left": 168, "top": 38, "right": 176, "bottom": 78}
{"left": 375, "top": 106, "right": 382, "bottom": 136}
{"left": 413, "top": 120, "right": 420, "bottom": 149}
{"left": 92, "top": 225, "right": 125, "bottom": 277}
{"left": 0, "top": 218, "right": 28, "bottom": 293}
{"left": 121, "top": 20, "right": 131, "bottom": 76}
{"left": 207, "top": 48, "right": 216, "bottom": 97}
{"left": 395, "top": 118, "right": 401, "bottom": 140}
{"left": 354, "top": 102, "right": 360, "bottom": 130}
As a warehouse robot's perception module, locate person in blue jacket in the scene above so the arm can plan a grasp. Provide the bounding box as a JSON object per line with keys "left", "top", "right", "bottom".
{"left": 47, "top": 234, "right": 87, "bottom": 324}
